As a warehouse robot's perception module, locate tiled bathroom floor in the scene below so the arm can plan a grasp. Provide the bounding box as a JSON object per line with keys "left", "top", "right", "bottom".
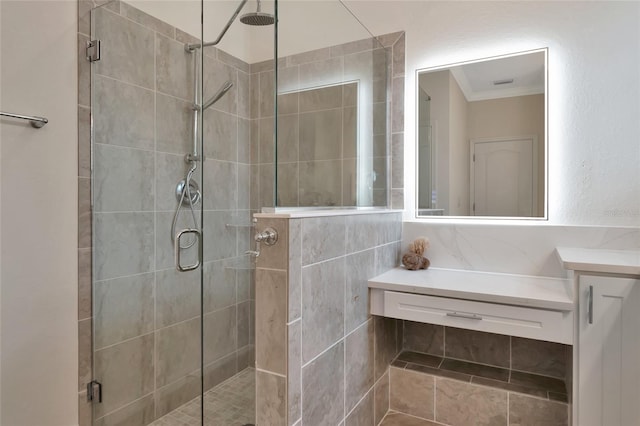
{"left": 150, "top": 368, "right": 255, "bottom": 426}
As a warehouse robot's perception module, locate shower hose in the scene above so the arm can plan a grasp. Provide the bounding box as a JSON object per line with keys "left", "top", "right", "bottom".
{"left": 171, "top": 162, "right": 200, "bottom": 250}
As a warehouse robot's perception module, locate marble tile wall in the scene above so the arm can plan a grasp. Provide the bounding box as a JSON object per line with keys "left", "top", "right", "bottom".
{"left": 78, "top": 1, "right": 254, "bottom": 424}
{"left": 403, "top": 222, "right": 640, "bottom": 277}
{"left": 254, "top": 211, "right": 403, "bottom": 426}
{"left": 250, "top": 32, "right": 405, "bottom": 209}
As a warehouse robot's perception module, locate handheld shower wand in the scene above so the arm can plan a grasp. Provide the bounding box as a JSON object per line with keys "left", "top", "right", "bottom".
{"left": 201, "top": 80, "right": 234, "bottom": 111}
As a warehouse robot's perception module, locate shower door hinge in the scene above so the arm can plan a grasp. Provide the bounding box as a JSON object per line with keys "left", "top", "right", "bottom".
{"left": 87, "top": 380, "right": 103, "bottom": 403}
{"left": 86, "top": 40, "right": 101, "bottom": 62}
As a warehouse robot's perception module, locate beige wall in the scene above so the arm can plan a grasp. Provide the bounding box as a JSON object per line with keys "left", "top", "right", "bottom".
{"left": 468, "top": 94, "right": 545, "bottom": 216}
{"left": 418, "top": 70, "right": 469, "bottom": 215}
{"left": 0, "top": 1, "right": 78, "bottom": 425}
{"left": 448, "top": 73, "right": 469, "bottom": 216}
{"left": 419, "top": 70, "right": 450, "bottom": 213}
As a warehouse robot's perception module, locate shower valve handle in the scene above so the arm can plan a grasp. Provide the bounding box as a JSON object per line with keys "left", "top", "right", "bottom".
{"left": 254, "top": 228, "right": 278, "bottom": 245}
{"left": 245, "top": 227, "right": 278, "bottom": 258}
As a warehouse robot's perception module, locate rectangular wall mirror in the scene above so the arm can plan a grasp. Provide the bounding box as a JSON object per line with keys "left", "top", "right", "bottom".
{"left": 416, "top": 49, "right": 547, "bottom": 219}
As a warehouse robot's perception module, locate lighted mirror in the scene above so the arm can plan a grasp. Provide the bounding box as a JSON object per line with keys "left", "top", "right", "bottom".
{"left": 416, "top": 49, "right": 547, "bottom": 218}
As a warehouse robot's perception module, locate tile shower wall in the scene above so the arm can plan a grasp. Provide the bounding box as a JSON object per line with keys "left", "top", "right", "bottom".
{"left": 276, "top": 82, "right": 359, "bottom": 206}
{"left": 250, "top": 32, "right": 405, "bottom": 208}
{"left": 254, "top": 211, "right": 403, "bottom": 426}
{"left": 79, "top": 2, "right": 254, "bottom": 424}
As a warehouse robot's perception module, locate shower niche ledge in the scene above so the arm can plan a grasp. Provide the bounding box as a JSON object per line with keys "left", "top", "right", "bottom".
{"left": 369, "top": 267, "right": 574, "bottom": 344}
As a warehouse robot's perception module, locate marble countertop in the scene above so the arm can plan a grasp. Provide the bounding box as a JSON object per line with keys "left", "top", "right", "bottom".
{"left": 368, "top": 267, "right": 574, "bottom": 311}
{"left": 556, "top": 247, "right": 640, "bottom": 276}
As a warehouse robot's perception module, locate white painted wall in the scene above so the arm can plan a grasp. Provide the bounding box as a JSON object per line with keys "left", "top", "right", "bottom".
{"left": 345, "top": 0, "right": 640, "bottom": 226}
{"left": 0, "top": 1, "right": 78, "bottom": 425}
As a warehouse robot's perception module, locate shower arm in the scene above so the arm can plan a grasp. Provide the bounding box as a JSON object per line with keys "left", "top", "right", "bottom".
{"left": 185, "top": 0, "right": 249, "bottom": 52}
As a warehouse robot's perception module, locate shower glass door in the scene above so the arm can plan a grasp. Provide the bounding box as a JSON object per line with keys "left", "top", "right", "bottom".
{"left": 90, "top": 0, "right": 263, "bottom": 424}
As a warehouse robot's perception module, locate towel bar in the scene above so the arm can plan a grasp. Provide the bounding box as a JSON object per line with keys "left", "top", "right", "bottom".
{"left": 0, "top": 111, "right": 48, "bottom": 128}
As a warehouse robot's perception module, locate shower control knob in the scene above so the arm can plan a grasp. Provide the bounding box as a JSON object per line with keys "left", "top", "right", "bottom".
{"left": 254, "top": 228, "right": 278, "bottom": 246}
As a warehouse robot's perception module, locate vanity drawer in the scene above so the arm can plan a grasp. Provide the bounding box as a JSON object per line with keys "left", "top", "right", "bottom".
{"left": 383, "top": 290, "right": 573, "bottom": 344}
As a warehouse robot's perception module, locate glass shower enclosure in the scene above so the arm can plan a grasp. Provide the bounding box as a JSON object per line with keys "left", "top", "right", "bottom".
{"left": 90, "top": 0, "right": 262, "bottom": 424}
{"left": 87, "top": 0, "right": 389, "bottom": 424}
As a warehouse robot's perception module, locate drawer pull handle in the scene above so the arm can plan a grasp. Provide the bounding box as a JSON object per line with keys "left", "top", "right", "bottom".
{"left": 446, "top": 312, "right": 483, "bottom": 320}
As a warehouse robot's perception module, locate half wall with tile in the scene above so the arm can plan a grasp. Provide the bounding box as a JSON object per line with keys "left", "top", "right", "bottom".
{"left": 254, "top": 210, "right": 403, "bottom": 425}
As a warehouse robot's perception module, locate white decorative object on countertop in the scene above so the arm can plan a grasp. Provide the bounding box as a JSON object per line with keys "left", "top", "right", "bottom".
{"left": 556, "top": 247, "right": 640, "bottom": 276}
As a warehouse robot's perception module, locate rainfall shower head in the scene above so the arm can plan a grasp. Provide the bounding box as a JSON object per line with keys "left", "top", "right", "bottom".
{"left": 202, "top": 80, "right": 234, "bottom": 111}
{"left": 240, "top": 0, "right": 275, "bottom": 26}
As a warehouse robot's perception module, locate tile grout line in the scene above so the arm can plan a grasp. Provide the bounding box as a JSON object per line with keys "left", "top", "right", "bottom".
{"left": 509, "top": 335, "right": 512, "bottom": 371}
{"left": 298, "top": 217, "right": 304, "bottom": 426}
{"left": 254, "top": 367, "right": 287, "bottom": 379}
{"left": 433, "top": 371, "right": 437, "bottom": 423}
{"left": 507, "top": 391, "right": 511, "bottom": 424}
{"left": 343, "top": 383, "right": 374, "bottom": 422}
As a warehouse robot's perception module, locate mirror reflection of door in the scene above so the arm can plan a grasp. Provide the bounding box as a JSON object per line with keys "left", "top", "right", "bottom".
{"left": 470, "top": 136, "right": 537, "bottom": 217}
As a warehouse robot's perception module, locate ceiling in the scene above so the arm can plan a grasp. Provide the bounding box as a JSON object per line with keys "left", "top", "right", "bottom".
{"left": 128, "top": 0, "right": 377, "bottom": 64}
{"left": 448, "top": 50, "right": 546, "bottom": 101}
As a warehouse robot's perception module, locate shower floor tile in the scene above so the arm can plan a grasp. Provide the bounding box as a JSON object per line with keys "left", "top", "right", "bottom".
{"left": 150, "top": 368, "right": 255, "bottom": 426}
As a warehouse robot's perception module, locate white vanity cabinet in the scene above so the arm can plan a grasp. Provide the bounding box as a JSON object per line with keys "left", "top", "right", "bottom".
{"left": 556, "top": 247, "right": 640, "bottom": 426}
{"left": 576, "top": 274, "right": 640, "bottom": 426}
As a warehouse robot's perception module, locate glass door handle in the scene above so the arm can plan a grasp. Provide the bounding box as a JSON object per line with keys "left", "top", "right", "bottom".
{"left": 175, "top": 228, "right": 201, "bottom": 272}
